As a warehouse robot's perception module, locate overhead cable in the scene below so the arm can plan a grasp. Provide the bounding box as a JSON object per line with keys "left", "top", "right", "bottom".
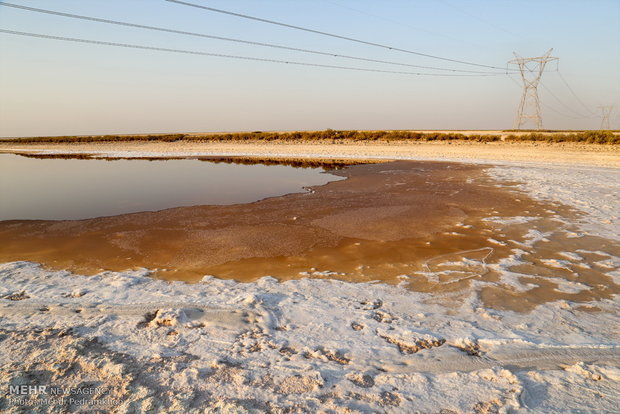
{"left": 0, "top": 29, "right": 506, "bottom": 77}
{"left": 508, "top": 74, "right": 593, "bottom": 120}
{"left": 557, "top": 70, "right": 596, "bottom": 115}
{"left": 539, "top": 82, "right": 595, "bottom": 119}
{"left": 0, "top": 2, "right": 503, "bottom": 74}
{"left": 165, "top": 0, "right": 515, "bottom": 72}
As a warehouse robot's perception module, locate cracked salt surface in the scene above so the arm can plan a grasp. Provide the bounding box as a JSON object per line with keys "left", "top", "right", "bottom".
{"left": 0, "top": 261, "right": 619, "bottom": 412}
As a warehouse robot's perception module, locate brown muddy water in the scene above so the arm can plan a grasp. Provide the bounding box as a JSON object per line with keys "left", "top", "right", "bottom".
{"left": 0, "top": 155, "right": 618, "bottom": 311}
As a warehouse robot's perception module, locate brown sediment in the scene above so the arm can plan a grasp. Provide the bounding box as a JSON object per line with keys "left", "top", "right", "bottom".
{"left": 1, "top": 160, "right": 618, "bottom": 311}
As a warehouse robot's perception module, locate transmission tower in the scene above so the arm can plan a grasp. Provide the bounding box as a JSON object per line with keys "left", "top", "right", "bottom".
{"left": 598, "top": 105, "right": 615, "bottom": 130}
{"left": 508, "top": 48, "right": 558, "bottom": 130}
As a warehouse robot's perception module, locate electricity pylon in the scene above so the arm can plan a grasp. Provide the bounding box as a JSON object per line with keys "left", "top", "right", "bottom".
{"left": 598, "top": 105, "right": 615, "bottom": 130}
{"left": 508, "top": 49, "right": 558, "bottom": 130}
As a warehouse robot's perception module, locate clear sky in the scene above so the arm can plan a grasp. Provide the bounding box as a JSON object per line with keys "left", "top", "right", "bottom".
{"left": 1, "top": 0, "right": 618, "bottom": 137}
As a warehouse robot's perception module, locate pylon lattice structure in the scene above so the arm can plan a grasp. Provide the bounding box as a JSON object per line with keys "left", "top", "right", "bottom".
{"left": 508, "top": 49, "right": 558, "bottom": 130}
{"left": 598, "top": 105, "right": 615, "bottom": 130}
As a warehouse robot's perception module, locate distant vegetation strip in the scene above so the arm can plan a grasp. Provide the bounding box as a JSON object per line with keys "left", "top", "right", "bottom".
{"left": 2, "top": 130, "right": 618, "bottom": 144}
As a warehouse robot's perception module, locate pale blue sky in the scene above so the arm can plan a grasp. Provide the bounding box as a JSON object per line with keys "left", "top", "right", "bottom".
{"left": 1, "top": 0, "right": 618, "bottom": 137}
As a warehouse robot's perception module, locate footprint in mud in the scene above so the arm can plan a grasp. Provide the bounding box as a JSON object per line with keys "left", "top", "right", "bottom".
{"left": 451, "top": 339, "right": 484, "bottom": 357}
{"left": 357, "top": 299, "right": 383, "bottom": 310}
{"left": 275, "top": 373, "right": 324, "bottom": 395}
{"left": 137, "top": 307, "right": 254, "bottom": 330}
{"left": 234, "top": 328, "right": 279, "bottom": 355}
{"left": 371, "top": 310, "right": 395, "bottom": 323}
{"left": 206, "top": 360, "right": 247, "bottom": 386}
{"left": 351, "top": 322, "right": 365, "bottom": 331}
{"left": 346, "top": 389, "right": 403, "bottom": 408}
{"left": 137, "top": 309, "right": 179, "bottom": 328}
{"left": 279, "top": 346, "right": 298, "bottom": 357}
{"left": 62, "top": 289, "right": 87, "bottom": 298}
{"left": 2, "top": 291, "right": 30, "bottom": 301}
{"left": 347, "top": 372, "right": 375, "bottom": 388}
{"left": 377, "top": 330, "right": 446, "bottom": 354}
{"left": 303, "top": 347, "right": 351, "bottom": 365}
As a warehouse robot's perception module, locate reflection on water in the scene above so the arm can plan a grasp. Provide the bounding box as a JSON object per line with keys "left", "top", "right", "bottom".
{"left": 15, "top": 153, "right": 363, "bottom": 170}
{"left": 0, "top": 154, "right": 343, "bottom": 220}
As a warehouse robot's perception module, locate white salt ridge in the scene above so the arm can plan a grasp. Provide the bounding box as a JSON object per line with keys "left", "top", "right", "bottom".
{"left": 488, "top": 238, "right": 508, "bottom": 246}
{"left": 596, "top": 259, "right": 620, "bottom": 270}
{"left": 482, "top": 216, "right": 537, "bottom": 225}
{"left": 540, "top": 258, "right": 574, "bottom": 271}
{"left": 298, "top": 270, "right": 345, "bottom": 277}
{"left": 507, "top": 229, "right": 552, "bottom": 249}
{"left": 484, "top": 249, "right": 539, "bottom": 292}
{"left": 551, "top": 279, "right": 592, "bottom": 294}
{"left": 438, "top": 258, "right": 484, "bottom": 268}
{"left": 572, "top": 250, "right": 620, "bottom": 273}
{"left": 559, "top": 251, "right": 584, "bottom": 261}
{"left": 607, "top": 271, "right": 620, "bottom": 285}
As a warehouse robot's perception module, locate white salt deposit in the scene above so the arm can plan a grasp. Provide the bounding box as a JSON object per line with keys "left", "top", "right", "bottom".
{"left": 0, "top": 261, "right": 619, "bottom": 412}
{"left": 487, "top": 164, "right": 620, "bottom": 242}
{"left": 482, "top": 216, "right": 538, "bottom": 225}
{"left": 487, "top": 238, "right": 508, "bottom": 246}
{"left": 540, "top": 258, "right": 575, "bottom": 271}
{"left": 550, "top": 279, "right": 592, "bottom": 294}
{"left": 559, "top": 251, "right": 585, "bottom": 261}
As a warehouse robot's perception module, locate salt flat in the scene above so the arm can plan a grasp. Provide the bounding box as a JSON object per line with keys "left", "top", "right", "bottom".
{"left": 2, "top": 139, "right": 619, "bottom": 167}
{"left": 1, "top": 143, "right": 619, "bottom": 412}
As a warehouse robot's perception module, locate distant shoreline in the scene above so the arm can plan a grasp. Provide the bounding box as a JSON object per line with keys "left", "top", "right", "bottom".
{"left": 1, "top": 129, "right": 619, "bottom": 144}
{"left": 2, "top": 139, "right": 619, "bottom": 168}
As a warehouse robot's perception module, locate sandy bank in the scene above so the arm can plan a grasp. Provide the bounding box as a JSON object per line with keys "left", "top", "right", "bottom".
{"left": 1, "top": 140, "right": 619, "bottom": 167}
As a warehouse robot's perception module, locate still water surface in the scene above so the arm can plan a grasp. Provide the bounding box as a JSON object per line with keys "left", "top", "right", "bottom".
{"left": 0, "top": 154, "right": 342, "bottom": 220}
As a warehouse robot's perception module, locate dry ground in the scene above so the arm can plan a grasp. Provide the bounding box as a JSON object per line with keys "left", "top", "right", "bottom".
{"left": 1, "top": 139, "right": 619, "bottom": 167}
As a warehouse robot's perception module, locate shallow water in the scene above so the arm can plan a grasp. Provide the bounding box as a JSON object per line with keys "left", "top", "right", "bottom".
{"left": 0, "top": 154, "right": 342, "bottom": 220}
{"left": 1, "top": 158, "right": 618, "bottom": 312}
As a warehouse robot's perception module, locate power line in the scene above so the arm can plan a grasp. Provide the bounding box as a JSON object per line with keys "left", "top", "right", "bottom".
{"left": 0, "top": 29, "right": 506, "bottom": 77}
{"left": 557, "top": 70, "right": 596, "bottom": 115}
{"left": 165, "top": 0, "right": 515, "bottom": 72}
{"left": 506, "top": 73, "right": 522, "bottom": 89}
{"left": 541, "top": 101, "right": 592, "bottom": 120}
{"left": 0, "top": 2, "right": 503, "bottom": 74}
{"left": 539, "top": 82, "right": 594, "bottom": 119}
